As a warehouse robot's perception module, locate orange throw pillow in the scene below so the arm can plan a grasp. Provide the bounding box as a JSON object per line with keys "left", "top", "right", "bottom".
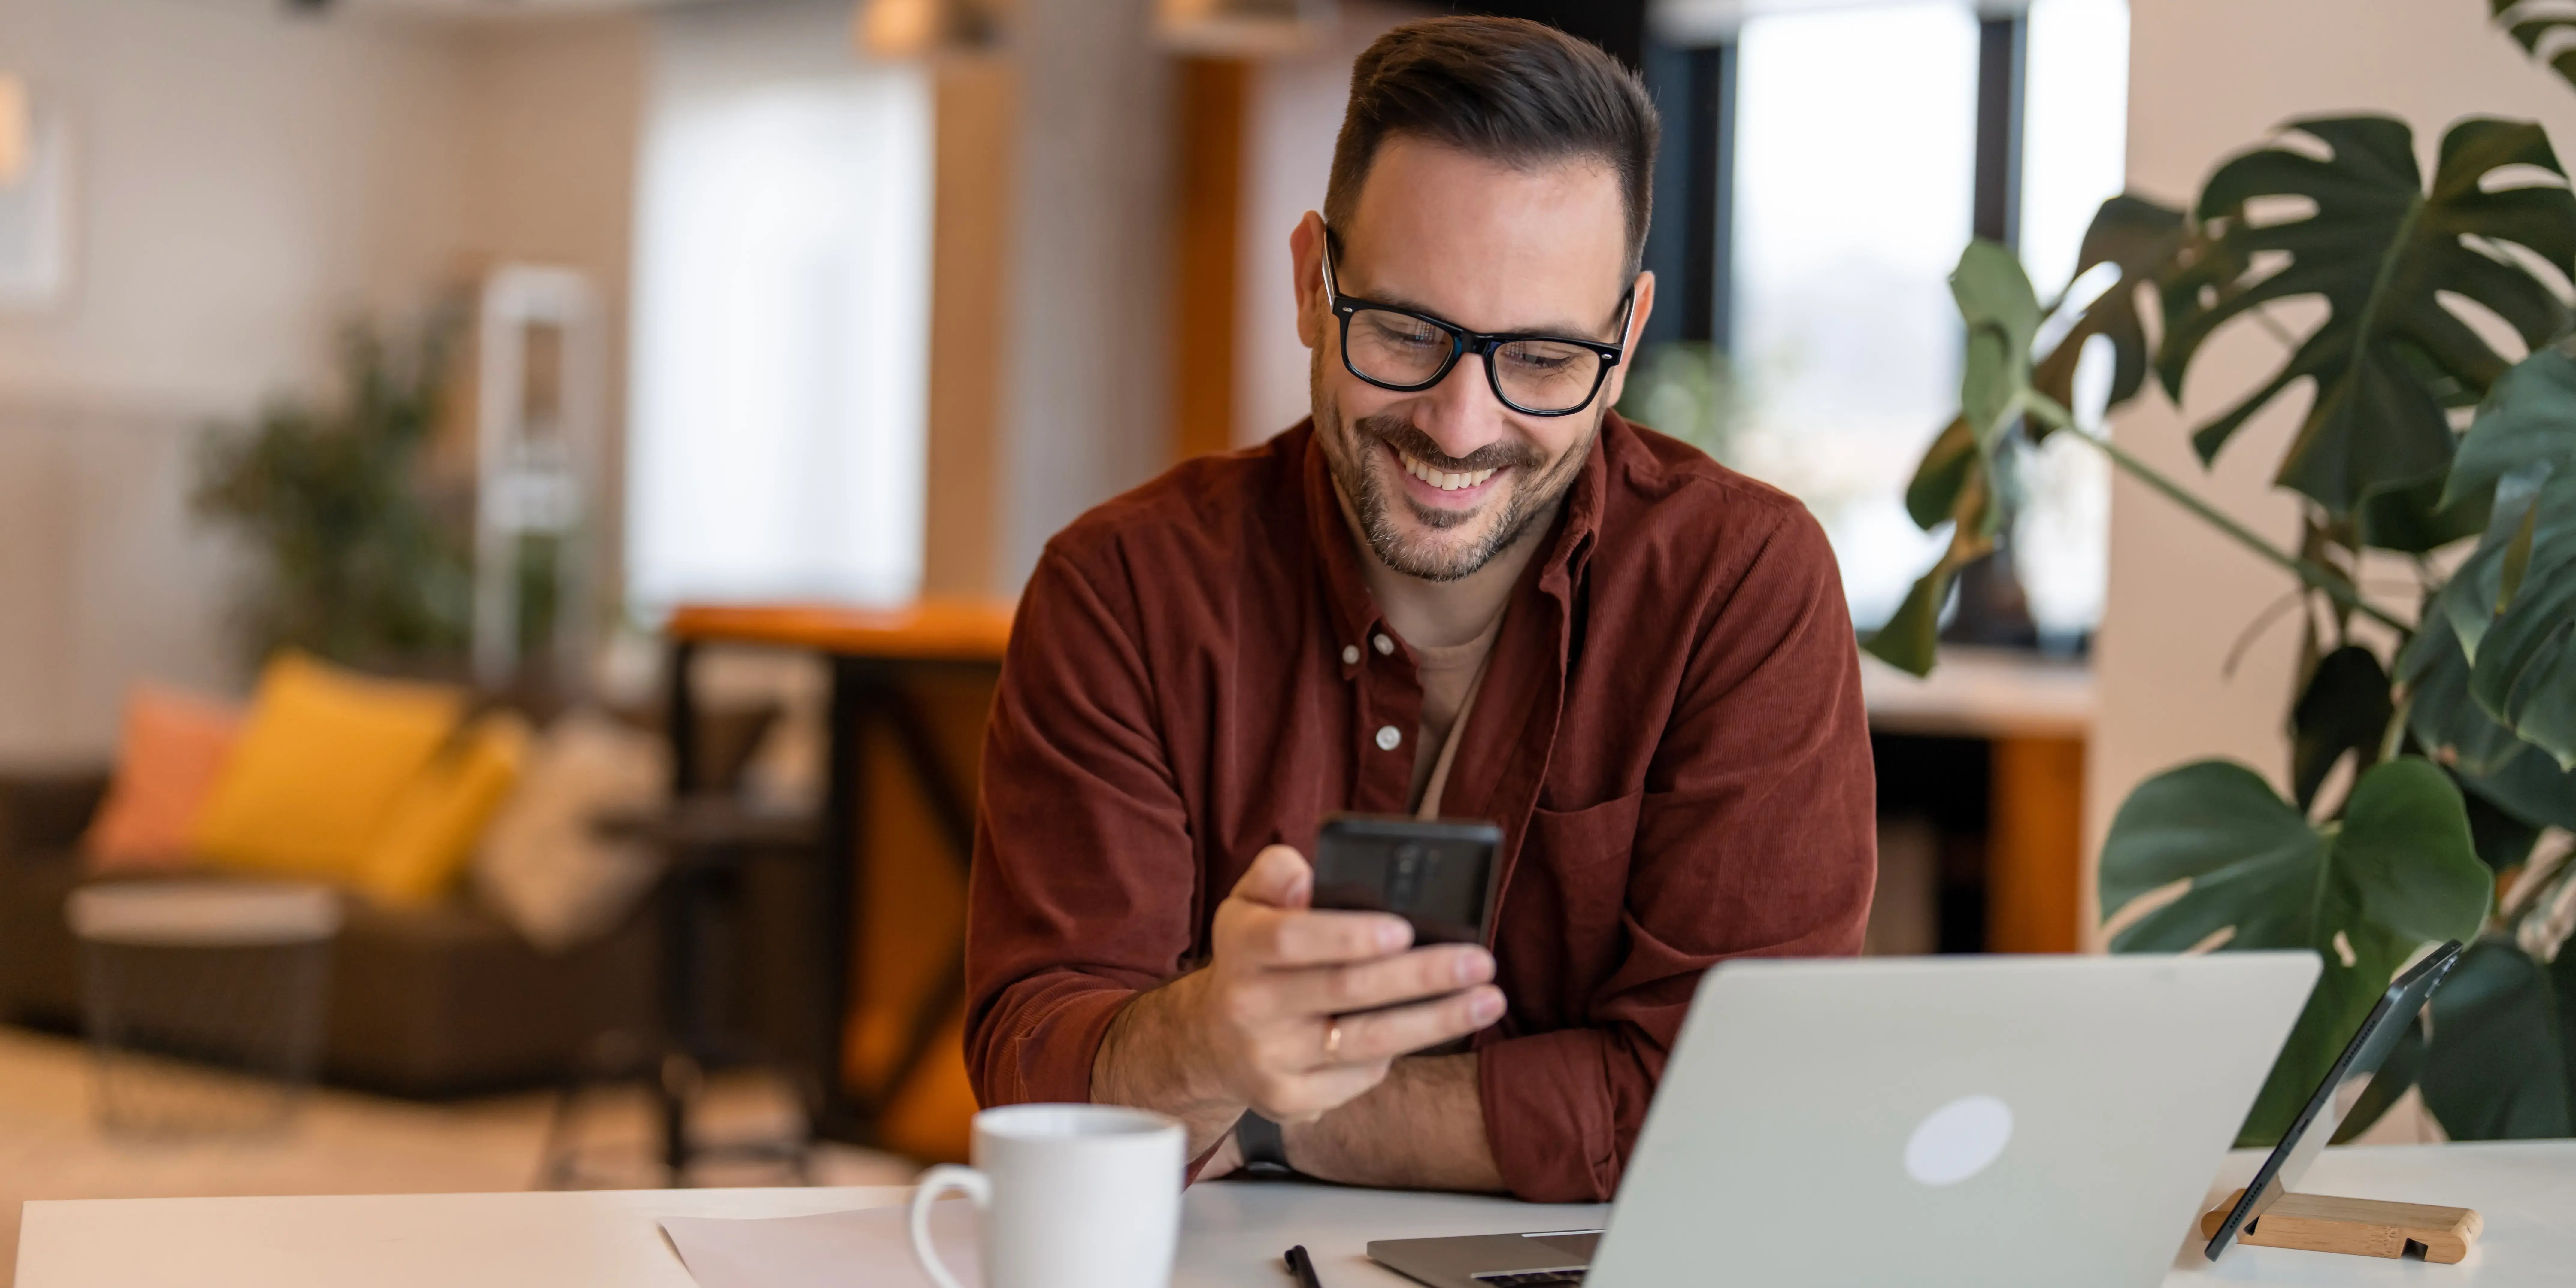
{"left": 83, "top": 684, "right": 246, "bottom": 873}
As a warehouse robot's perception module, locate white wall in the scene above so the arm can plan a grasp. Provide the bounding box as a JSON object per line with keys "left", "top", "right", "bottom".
{"left": 1233, "top": 3, "right": 1430, "bottom": 448}
{"left": 454, "top": 12, "right": 647, "bottom": 590}
{"left": 995, "top": 0, "right": 1177, "bottom": 589}
{"left": 0, "top": 0, "right": 470, "bottom": 764}
{"left": 2089, "top": 0, "right": 2576, "bottom": 910}
{"left": 0, "top": 0, "right": 471, "bottom": 411}
{"left": 0, "top": 0, "right": 648, "bottom": 764}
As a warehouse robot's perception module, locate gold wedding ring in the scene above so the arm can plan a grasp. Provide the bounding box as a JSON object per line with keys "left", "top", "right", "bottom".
{"left": 1325, "top": 1021, "right": 1344, "bottom": 1060}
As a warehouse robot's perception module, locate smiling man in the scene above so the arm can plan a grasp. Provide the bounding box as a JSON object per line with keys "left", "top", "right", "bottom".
{"left": 964, "top": 16, "right": 1875, "bottom": 1202}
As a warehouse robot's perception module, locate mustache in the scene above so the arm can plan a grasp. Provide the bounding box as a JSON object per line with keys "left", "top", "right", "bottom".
{"left": 1354, "top": 414, "right": 1545, "bottom": 474}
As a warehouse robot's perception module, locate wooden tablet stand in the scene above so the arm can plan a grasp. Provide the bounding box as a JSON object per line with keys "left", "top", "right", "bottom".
{"left": 2200, "top": 1188, "right": 2484, "bottom": 1264}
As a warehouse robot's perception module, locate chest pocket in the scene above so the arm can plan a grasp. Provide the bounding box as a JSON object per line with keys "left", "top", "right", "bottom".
{"left": 1502, "top": 790, "right": 1645, "bottom": 1016}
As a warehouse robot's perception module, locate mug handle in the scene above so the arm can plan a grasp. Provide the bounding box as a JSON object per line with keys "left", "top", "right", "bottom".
{"left": 910, "top": 1163, "right": 991, "bottom": 1288}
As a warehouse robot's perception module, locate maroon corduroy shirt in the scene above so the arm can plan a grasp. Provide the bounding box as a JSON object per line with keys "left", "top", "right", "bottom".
{"left": 964, "top": 413, "right": 1876, "bottom": 1202}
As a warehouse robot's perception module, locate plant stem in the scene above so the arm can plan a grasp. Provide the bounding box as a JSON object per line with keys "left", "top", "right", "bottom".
{"left": 2027, "top": 400, "right": 2414, "bottom": 635}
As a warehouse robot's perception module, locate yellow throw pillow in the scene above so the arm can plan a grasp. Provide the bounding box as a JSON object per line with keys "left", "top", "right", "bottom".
{"left": 359, "top": 713, "right": 529, "bottom": 905}
{"left": 192, "top": 653, "right": 465, "bottom": 882}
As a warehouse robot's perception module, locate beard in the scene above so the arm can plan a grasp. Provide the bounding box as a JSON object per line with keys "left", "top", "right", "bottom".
{"left": 1312, "top": 357, "right": 1597, "bottom": 583}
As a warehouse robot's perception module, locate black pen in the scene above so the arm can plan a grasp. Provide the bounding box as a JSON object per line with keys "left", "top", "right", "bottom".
{"left": 1284, "top": 1244, "right": 1324, "bottom": 1288}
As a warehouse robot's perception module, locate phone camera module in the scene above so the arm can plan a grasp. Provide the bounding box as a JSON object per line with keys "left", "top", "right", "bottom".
{"left": 1390, "top": 843, "right": 1427, "bottom": 905}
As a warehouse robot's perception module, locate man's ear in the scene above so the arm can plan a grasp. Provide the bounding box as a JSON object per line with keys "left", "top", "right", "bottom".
{"left": 1290, "top": 213, "right": 1327, "bottom": 350}
{"left": 1596, "top": 268, "right": 1656, "bottom": 413}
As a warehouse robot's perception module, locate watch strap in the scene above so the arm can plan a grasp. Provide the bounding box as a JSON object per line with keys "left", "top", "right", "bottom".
{"left": 1233, "top": 1109, "right": 1293, "bottom": 1175}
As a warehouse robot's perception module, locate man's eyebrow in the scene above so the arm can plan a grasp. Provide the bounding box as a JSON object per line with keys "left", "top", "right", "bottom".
{"left": 1349, "top": 284, "right": 1623, "bottom": 341}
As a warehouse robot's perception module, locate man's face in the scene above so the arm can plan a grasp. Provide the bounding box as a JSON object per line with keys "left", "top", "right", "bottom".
{"left": 1295, "top": 138, "right": 1651, "bottom": 582}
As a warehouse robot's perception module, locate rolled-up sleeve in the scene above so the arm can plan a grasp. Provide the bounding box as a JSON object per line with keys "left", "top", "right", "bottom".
{"left": 1476, "top": 508, "right": 1877, "bottom": 1201}
{"left": 964, "top": 539, "right": 1197, "bottom": 1108}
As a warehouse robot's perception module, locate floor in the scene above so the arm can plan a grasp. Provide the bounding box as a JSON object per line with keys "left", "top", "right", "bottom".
{"left": 0, "top": 1026, "right": 917, "bottom": 1287}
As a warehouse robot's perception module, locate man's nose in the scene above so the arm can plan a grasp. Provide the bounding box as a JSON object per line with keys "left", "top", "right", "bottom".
{"left": 1409, "top": 349, "right": 1512, "bottom": 462}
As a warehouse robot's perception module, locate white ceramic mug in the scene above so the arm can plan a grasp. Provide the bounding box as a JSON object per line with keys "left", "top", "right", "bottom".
{"left": 909, "top": 1103, "right": 1186, "bottom": 1288}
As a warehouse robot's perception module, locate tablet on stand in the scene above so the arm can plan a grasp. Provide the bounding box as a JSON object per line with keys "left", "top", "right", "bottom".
{"left": 2198, "top": 938, "right": 2478, "bottom": 1265}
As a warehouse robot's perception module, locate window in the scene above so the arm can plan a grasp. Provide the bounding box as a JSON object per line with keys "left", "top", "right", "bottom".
{"left": 1729, "top": 2, "right": 1981, "bottom": 632}
{"left": 1650, "top": 0, "right": 2130, "bottom": 642}
{"left": 2012, "top": 0, "right": 2129, "bottom": 639}
{"left": 626, "top": 2, "right": 935, "bottom": 614}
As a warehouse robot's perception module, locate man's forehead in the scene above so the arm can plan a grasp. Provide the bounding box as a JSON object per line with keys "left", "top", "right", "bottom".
{"left": 1338, "top": 137, "right": 1629, "bottom": 336}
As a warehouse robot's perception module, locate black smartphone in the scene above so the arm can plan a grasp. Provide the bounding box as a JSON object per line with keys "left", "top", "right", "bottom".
{"left": 1310, "top": 814, "right": 1503, "bottom": 946}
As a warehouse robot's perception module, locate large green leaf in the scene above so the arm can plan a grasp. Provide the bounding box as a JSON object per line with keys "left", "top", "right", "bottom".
{"left": 2405, "top": 615, "right": 2541, "bottom": 778}
{"left": 2290, "top": 645, "right": 2395, "bottom": 811}
{"left": 2357, "top": 473, "right": 2494, "bottom": 555}
{"left": 2462, "top": 743, "right": 2576, "bottom": 833}
{"left": 2493, "top": 1, "right": 2576, "bottom": 92}
{"left": 2408, "top": 603, "right": 2576, "bottom": 834}
{"left": 2421, "top": 937, "right": 2572, "bottom": 1139}
{"left": 1866, "top": 242, "right": 2039, "bottom": 677}
{"left": 2440, "top": 343, "right": 2576, "bottom": 768}
{"left": 1955, "top": 238, "right": 2044, "bottom": 450}
{"left": 2411, "top": 595, "right": 2576, "bottom": 829}
{"left": 2559, "top": 924, "right": 2576, "bottom": 1103}
{"left": 2102, "top": 757, "right": 2492, "bottom": 1144}
{"left": 1863, "top": 508, "right": 1990, "bottom": 677}
{"left": 2461, "top": 785, "right": 2547, "bottom": 874}
{"left": 2030, "top": 195, "right": 2187, "bottom": 422}
{"left": 2157, "top": 116, "right": 2576, "bottom": 519}
{"left": 1904, "top": 415, "right": 1978, "bottom": 532}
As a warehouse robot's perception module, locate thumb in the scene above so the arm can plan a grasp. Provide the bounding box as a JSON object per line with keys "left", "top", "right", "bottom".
{"left": 1231, "top": 844, "right": 1313, "bottom": 910}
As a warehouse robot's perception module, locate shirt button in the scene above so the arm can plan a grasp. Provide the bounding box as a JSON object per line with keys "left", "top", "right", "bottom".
{"left": 1373, "top": 633, "right": 1395, "bottom": 655}
{"left": 1375, "top": 725, "right": 1402, "bottom": 751}
{"left": 1341, "top": 644, "right": 1360, "bottom": 665}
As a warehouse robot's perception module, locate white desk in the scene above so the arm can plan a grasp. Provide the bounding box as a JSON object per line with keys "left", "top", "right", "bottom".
{"left": 18, "top": 1141, "right": 2573, "bottom": 1287}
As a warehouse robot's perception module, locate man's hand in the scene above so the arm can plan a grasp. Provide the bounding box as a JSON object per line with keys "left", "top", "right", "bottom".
{"left": 1091, "top": 844, "right": 1505, "bottom": 1156}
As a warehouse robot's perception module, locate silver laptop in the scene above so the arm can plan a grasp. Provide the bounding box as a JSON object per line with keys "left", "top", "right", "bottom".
{"left": 1370, "top": 953, "right": 2319, "bottom": 1288}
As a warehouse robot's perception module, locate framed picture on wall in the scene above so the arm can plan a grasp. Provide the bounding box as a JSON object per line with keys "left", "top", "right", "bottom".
{"left": 0, "top": 76, "right": 73, "bottom": 311}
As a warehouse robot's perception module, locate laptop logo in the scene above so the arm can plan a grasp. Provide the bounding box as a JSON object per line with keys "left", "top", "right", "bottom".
{"left": 1904, "top": 1094, "right": 2013, "bottom": 1186}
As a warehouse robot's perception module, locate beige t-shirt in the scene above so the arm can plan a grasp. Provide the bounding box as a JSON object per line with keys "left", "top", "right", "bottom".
{"left": 1407, "top": 607, "right": 1507, "bottom": 818}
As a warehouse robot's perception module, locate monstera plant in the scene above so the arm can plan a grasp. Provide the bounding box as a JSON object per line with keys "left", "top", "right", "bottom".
{"left": 1874, "top": 11, "right": 2576, "bottom": 1146}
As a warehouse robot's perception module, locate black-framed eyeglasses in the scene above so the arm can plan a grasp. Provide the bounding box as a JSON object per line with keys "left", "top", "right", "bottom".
{"left": 1320, "top": 227, "right": 1635, "bottom": 417}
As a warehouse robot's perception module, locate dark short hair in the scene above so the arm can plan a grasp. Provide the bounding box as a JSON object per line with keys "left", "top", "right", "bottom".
{"left": 1325, "top": 16, "right": 1660, "bottom": 277}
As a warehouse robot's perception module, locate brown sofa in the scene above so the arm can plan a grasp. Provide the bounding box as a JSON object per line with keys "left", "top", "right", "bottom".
{"left": 0, "top": 770, "right": 659, "bottom": 1098}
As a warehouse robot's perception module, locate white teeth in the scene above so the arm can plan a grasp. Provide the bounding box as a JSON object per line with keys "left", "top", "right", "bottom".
{"left": 1397, "top": 451, "right": 1499, "bottom": 492}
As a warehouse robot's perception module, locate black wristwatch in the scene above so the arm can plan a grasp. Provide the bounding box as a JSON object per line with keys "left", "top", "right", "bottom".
{"left": 1233, "top": 1109, "right": 1294, "bottom": 1176}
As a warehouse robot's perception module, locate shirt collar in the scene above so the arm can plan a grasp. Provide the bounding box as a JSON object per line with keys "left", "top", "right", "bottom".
{"left": 1298, "top": 415, "right": 1612, "bottom": 656}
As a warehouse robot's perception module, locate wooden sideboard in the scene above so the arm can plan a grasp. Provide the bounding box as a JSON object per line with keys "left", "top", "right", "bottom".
{"left": 1862, "top": 647, "right": 2096, "bottom": 954}
{"left": 666, "top": 600, "right": 1014, "bottom": 1162}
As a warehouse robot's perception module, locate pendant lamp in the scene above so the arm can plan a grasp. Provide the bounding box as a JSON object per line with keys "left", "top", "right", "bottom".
{"left": 856, "top": 0, "right": 1009, "bottom": 59}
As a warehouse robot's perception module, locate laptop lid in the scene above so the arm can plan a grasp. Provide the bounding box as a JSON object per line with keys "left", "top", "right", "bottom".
{"left": 1585, "top": 953, "right": 2319, "bottom": 1288}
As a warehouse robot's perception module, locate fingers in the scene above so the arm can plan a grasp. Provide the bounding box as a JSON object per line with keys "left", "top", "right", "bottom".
{"left": 1319, "top": 985, "right": 1505, "bottom": 1065}
{"left": 1270, "top": 943, "right": 1494, "bottom": 1017}
{"left": 1269, "top": 906, "right": 1414, "bottom": 965}
{"left": 1203, "top": 845, "right": 1502, "bottom": 1126}
{"left": 1223, "top": 902, "right": 1412, "bottom": 968}
{"left": 1229, "top": 844, "right": 1313, "bottom": 910}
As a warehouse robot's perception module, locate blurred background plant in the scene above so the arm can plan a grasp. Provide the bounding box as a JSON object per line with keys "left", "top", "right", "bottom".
{"left": 193, "top": 310, "right": 474, "bottom": 678}
{"left": 1616, "top": 339, "right": 1745, "bottom": 465}
{"left": 1877, "top": 3, "right": 2576, "bottom": 1147}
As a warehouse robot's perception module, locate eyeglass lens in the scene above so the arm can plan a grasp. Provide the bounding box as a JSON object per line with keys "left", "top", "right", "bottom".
{"left": 1344, "top": 308, "right": 1604, "bottom": 413}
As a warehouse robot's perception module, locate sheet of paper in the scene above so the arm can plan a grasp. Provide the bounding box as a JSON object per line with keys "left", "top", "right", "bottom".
{"left": 662, "top": 1198, "right": 981, "bottom": 1288}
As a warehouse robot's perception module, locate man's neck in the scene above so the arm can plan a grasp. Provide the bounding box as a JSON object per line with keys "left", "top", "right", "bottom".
{"left": 1334, "top": 489, "right": 1555, "bottom": 650}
